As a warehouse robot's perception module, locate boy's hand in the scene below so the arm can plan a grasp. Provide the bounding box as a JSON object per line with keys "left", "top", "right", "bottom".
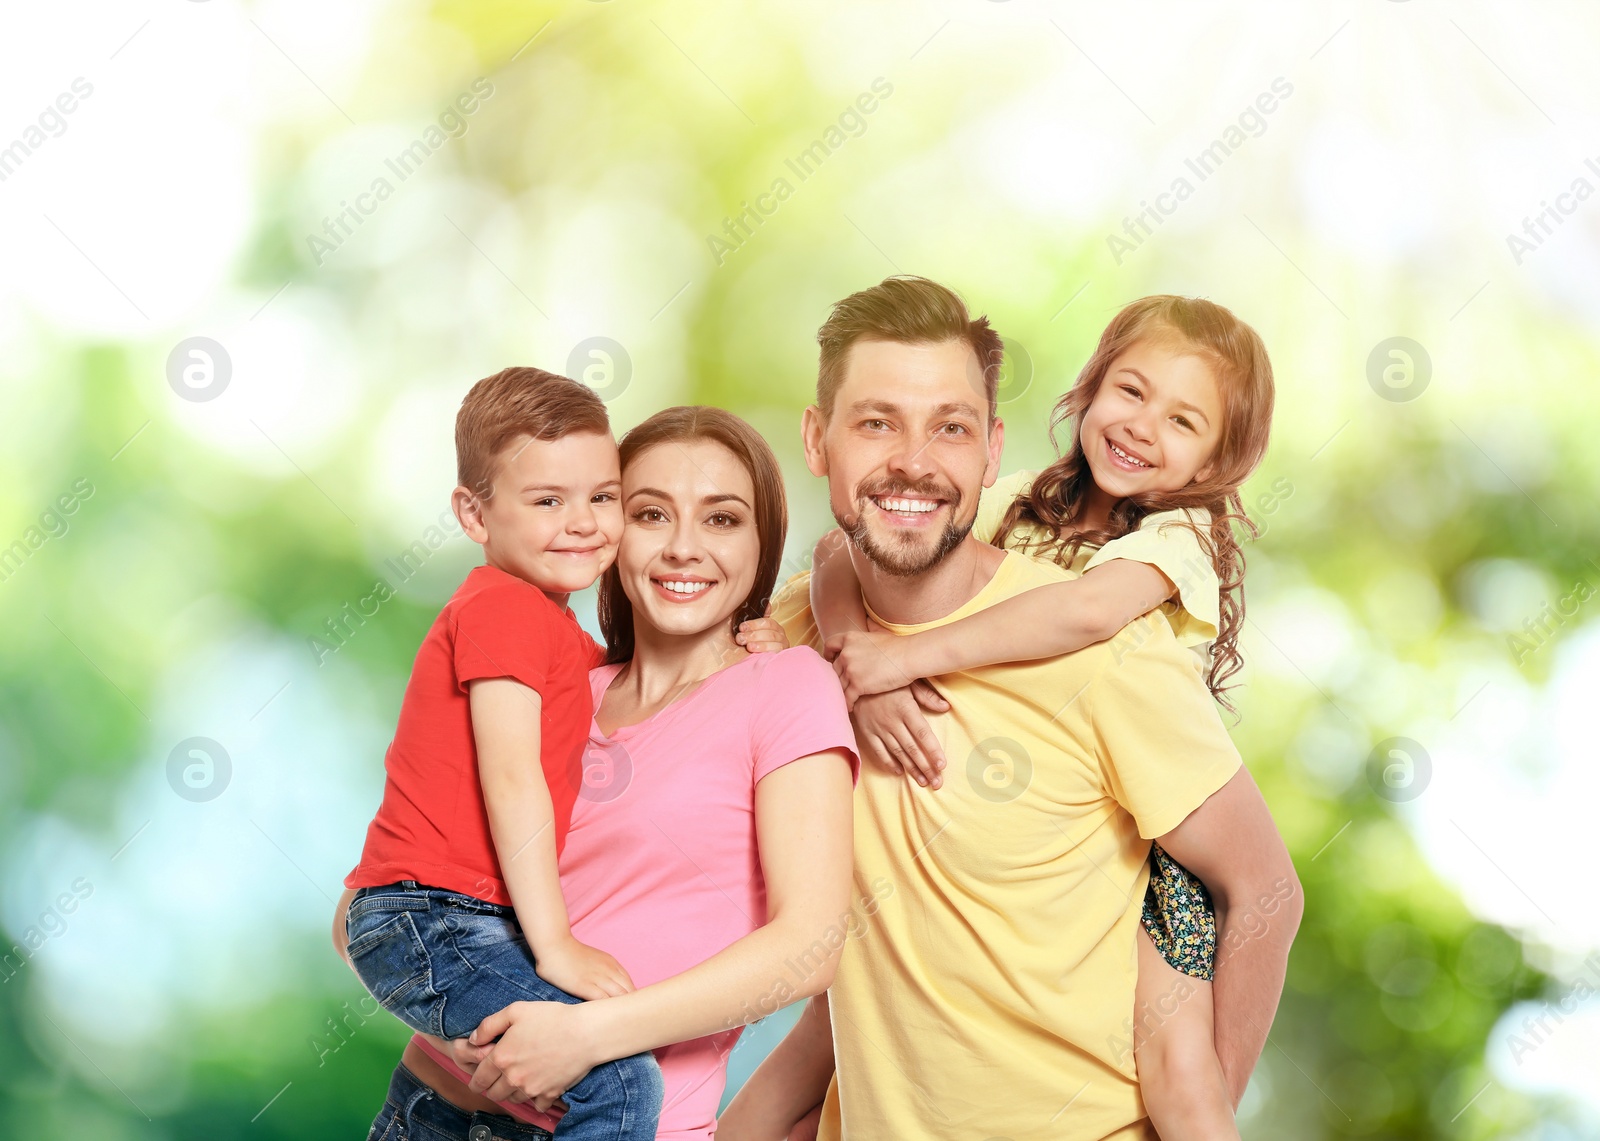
{"left": 850, "top": 686, "right": 947, "bottom": 789}
{"left": 823, "top": 630, "right": 920, "bottom": 708}
{"left": 535, "top": 936, "right": 636, "bottom": 1001}
{"left": 736, "top": 605, "right": 790, "bottom": 655}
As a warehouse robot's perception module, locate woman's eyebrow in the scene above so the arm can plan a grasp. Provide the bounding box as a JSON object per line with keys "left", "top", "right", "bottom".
{"left": 625, "top": 486, "right": 674, "bottom": 502}
{"left": 703, "top": 493, "right": 751, "bottom": 508}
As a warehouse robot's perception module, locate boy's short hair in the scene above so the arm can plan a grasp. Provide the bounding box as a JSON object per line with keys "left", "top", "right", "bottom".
{"left": 455, "top": 367, "right": 611, "bottom": 497}
{"left": 815, "top": 275, "right": 1004, "bottom": 423}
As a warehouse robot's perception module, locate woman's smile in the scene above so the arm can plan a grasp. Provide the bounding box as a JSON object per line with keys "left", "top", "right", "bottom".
{"left": 649, "top": 574, "right": 717, "bottom": 602}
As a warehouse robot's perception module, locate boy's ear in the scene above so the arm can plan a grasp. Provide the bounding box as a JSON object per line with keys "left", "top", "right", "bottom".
{"left": 452, "top": 485, "right": 490, "bottom": 545}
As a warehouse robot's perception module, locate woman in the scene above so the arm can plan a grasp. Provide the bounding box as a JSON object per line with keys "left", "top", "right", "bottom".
{"left": 333, "top": 406, "right": 858, "bottom": 1140}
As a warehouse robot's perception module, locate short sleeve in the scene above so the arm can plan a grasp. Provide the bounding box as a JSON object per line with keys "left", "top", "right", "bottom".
{"left": 1083, "top": 508, "right": 1220, "bottom": 647}
{"left": 769, "top": 571, "right": 820, "bottom": 651}
{"left": 972, "top": 469, "right": 1038, "bottom": 545}
{"left": 579, "top": 629, "right": 607, "bottom": 669}
{"left": 748, "top": 648, "right": 860, "bottom": 785}
{"left": 451, "top": 579, "right": 556, "bottom": 695}
{"left": 1087, "top": 612, "right": 1241, "bottom": 839}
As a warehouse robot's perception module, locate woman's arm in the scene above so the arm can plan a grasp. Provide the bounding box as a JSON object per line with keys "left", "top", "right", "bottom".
{"left": 828, "top": 559, "right": 1175, "bottom": 706}
{"left": 455, "top": 747, "right": 856, "bottom": 1108}
{"left": 718, "top": 993, "right": 835, "bottom": 1141}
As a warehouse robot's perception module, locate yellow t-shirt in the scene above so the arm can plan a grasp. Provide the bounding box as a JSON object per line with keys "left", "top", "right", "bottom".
{"left": 772, "top": 553, "right": 1242, "bottom": 1141}
{"left": 973, "top": 468, "right": 1221, "bottom": 661}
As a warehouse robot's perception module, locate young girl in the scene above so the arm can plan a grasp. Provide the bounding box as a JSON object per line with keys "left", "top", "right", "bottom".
{"left": 807, "top": 294, "right": 1275, "bottom": 1141}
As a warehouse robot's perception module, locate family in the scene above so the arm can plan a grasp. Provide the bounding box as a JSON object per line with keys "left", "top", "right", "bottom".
{"left": 331, "top": 275, "right": 1303, "bottom": 1141}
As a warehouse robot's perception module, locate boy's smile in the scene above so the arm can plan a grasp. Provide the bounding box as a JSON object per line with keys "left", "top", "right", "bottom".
{"left": 457, "top": 430, "right": 625, "bottom": 603}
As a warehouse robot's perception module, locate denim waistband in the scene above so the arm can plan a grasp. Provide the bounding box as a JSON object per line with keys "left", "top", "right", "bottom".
{"left": 378, "top": 1061, "right": 552, "bottom": 1141}
{"left": 355, "top": 882, "right": 515, "bottom": 918}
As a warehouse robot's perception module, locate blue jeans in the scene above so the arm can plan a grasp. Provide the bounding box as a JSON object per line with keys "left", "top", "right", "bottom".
{"left": 368, "top": 1060, "right": 554, "bottom": 1141}
{"left": 347, "top": 882, "right": 662, "bottom": 1141}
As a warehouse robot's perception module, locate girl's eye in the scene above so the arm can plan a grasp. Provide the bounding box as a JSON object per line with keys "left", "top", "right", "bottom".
{"left": 534, "top": 497, "right": 560, "bottom": 508}
{"left": 1173, "top": 416, "right": 1194, "bottom": 431}
{"left": 592, "top": 492, "right": 616, "bottom": 504}
{"left": 1120, "top": 385, "right": 1141, "bottom": 398}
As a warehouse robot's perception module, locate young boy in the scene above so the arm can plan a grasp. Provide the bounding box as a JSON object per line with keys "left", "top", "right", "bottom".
{"left": 342, "top": 366, "right": 660, "bottom": 1138}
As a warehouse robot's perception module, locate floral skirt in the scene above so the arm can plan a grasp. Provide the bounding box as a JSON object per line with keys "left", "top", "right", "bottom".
{"left": 1140, "top": 842, "right": 1216, "bottom": 981}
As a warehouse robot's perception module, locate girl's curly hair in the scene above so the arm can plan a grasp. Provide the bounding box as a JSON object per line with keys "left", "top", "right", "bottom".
{"left": 994, "top": 295, "right": 1275, "bottom": 715}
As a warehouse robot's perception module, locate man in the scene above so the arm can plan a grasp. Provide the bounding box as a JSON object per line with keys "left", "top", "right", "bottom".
{"left": 722, "top": 277, "right": 1301, "bottom": 1140}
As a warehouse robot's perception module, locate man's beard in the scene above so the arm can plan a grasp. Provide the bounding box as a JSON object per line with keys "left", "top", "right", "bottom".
{"left": 835, "top": 478, "right": 972, "bottom": 578}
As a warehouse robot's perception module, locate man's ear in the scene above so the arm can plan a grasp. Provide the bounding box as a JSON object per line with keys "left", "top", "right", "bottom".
{"left": 452, "top": 485, "right": 490, "bottom": 545}
{"left": 982, "top": 415, "right": 1005, "bottom": 488}
{"left": 801, "top": 405, "right": 829, "bottom": 478}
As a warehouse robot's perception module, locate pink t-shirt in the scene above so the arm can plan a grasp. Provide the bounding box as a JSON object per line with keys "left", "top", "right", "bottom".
{"left": 415, "top": 645, "right": 858, "bottom": 1139}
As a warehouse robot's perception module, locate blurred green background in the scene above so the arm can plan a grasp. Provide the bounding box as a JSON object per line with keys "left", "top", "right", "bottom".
{"left": 3, "top": 1, "right": 1599, "bottom": 1137}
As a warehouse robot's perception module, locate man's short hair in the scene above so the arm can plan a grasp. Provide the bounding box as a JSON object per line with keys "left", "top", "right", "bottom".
{"left": 815, "top": 276, "right": 1003, "bottom": 422}
{"left": 456, "top": 366, "right": 610, "bottom": 497}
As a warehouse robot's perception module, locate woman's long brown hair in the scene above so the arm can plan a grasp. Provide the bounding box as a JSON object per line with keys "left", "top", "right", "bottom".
{"left": 994, "top": 296, "right": 1275, "bottom": 715}
{"left": 597, "top": 406, "right": 788, "bottom": 665}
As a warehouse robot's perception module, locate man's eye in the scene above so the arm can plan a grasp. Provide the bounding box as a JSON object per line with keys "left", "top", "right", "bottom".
{"left": 940, "top": 423, "right": 968, "bottom": 436}
{"left": 862, "top": 419, "right": 889, "bottom": 431}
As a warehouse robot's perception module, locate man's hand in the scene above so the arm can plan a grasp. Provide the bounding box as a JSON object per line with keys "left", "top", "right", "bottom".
{"left": 850, "top": 683, "right": 948, "bottom": 788}
{"left": 535, "top": 937, "right": 636, "bottom": 1001}
{"left": 824, "top": 629, "right": 920, "bottom": 707}
{"left": 465, "top": 1001, "right": 603, "bottom": 1110}
{"left": 737, "top": 606, "right": 790, "bottom": 655}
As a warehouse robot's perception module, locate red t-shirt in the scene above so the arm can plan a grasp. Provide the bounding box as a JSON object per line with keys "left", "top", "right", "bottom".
{"left": 345, "top": 564, "right": 605, "bottom": 906}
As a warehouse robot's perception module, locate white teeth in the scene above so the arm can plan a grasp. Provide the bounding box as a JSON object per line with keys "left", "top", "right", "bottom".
{"left": 658, "top": 580, "right": 711, "bottom": 595}
{"left": 1109, "top": 442, "right": 1152, "bottom": 468}
{"left": 876, "top": 497, "right": 939, "bottom": 514}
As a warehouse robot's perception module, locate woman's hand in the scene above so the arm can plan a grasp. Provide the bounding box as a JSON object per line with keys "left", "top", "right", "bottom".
{"left": 466, "top": 1001, "right": 602, "bottom": 1110}
{"left": 434, "top": 1032, "right": 490, "bottom": 1077}
{"left": 849, "top": 683, "right": 949, "bottom": 789}
{"left": 823, "top": 630, "right": 921, "bottom": 708}
{"left": 534, "top": 936, "right": 636, "bottom": 1001}
{"left": 332, "top": 887, "right": 357, "bottom": 969}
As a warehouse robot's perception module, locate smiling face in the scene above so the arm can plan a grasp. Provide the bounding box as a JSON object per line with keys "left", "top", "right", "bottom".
{"left": 1078, "top": 338, "right": 1224, "bottom": 501}
{"left": 458, "top": 430, "right": 624, "bottom": 597}
{"left": 615, "top": 438, "right": 761, "bottom": 641}
{"left": 803, "top": 337, "right": 1003, "bottom": 577}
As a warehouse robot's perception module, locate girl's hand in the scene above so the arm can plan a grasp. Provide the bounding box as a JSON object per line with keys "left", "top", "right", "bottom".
{"left": 534, "top": 937, "right": 636, "bottom": 1001}
{"left": 466, "top": 1001, "right": 601, "bottom": 1110}
{"left": 824, "top": 630, "right": 919, "bottom": 708}
{"left": 736, "top": 607, "right": 790, "bottom": 655}
{"left": 850, "top": 686, "right": 948, "bottom": 789}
